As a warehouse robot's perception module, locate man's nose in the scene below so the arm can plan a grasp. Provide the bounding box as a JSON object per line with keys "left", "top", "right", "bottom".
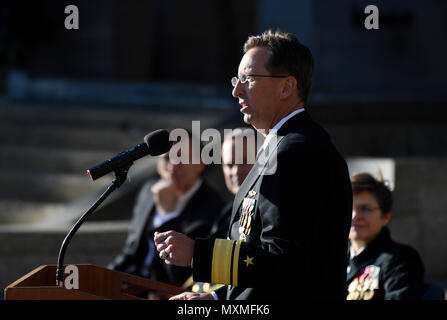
{"left": 232, "top": 79, "right": 244, "bottom": 98}
{"left": 352, "top": 208, "right": 361, "bottom": 220}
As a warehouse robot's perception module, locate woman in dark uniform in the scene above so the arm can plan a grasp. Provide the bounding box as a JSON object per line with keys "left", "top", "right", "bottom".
{"left": 347, "top": 172, "right": 425, "bottom": 300}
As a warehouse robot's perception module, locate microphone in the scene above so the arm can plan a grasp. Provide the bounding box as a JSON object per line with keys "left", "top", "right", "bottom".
{"left": 87, "top": 129, "right": 173, "bottom": 181}
{"left": 56, "top": 129, "right": 172, "bottom": 286}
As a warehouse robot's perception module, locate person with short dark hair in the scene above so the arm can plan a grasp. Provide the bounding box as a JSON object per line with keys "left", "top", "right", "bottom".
{"left": 347, "top": 172, "right": 426, "bottom": 300}
{"left": 154, "top": 29, "right": 352, "bottom": 300}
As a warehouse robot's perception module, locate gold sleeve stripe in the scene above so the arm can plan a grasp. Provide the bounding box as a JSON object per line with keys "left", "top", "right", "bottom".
{"left": 232, "top": 240, "right": 242, "bottom": 287}
{"left": 181, "top": 275, "right": 194, "bottom": 289}
{"left": 211, "top": 239, "right": 235, "bottom": 285}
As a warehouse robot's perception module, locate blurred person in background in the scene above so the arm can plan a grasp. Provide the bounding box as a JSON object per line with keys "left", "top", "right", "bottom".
{"left": 183, "top": 127, "right": 259, "bottom": 293}
{"left": 347, "top": 172, "right": 426, "bottom": 300}
{"left": 108, "top": 130, "right": 224, "bottom": 298}
{"left": 209, "top": 127, "right": 259, "bottom": 238}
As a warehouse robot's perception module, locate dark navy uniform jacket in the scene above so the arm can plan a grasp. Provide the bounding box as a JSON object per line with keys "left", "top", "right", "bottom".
{"left": 193, "top": 111, "right": 353, "bottom": 300}
{"left": 347, "top": 227, "right": 425, "bottom": 300}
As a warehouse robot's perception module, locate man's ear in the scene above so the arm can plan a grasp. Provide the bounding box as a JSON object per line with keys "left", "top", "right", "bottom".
{"left": 382, "top": 211, "right": 392, "bottom": 226}
{"left": 279, "top": 76, "right": 297, "bottom": 100}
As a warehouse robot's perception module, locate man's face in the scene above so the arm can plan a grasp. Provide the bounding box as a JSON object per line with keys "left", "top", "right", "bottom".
{"left": 349, "top": 191, "right": 391, "bottom": 247}
{"left": 157, "top": 139, "right": 204, "bottom": 194}
{"left": 232, "top": 47, "right": 283, "bottom": 131}
{"left": 222, "top": 138, "right": 255, "bottom": 195}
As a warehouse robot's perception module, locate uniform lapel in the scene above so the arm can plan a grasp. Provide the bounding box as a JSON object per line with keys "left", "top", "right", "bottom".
{"left": 230, "top": 111, "right": 308, "bottom": 221}
{"left": 229, "top": 134, "right": 284, "bottom": 228}
{"left": 231, "top": 161, "right": 261, "bottom": 220}
{"left": 347, "top": 228, "right": 390, "bottom": 282}
{"left": 347, "top": 258, "right": 365, "bottom": 283}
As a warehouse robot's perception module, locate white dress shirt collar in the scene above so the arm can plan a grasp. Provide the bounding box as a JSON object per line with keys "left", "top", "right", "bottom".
{"left": 260, "top": 108, "right": 305, "bottom": 151}
{"left": 152, "top": 178, "right": 203, "bottom": 228}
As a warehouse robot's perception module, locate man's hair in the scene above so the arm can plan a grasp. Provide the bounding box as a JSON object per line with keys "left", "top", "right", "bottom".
{"left": 351, "top": 173, "right": 393, "bottom": 214}
{"left": 243, "top": 29, "right": 314, "bottom": 104}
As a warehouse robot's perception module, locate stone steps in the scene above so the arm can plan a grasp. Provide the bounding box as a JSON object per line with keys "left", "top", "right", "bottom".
{"left": 0, "top": 99, "right": 227, "bottom": 225}
{"left": 0, "top": 200, "right": 66, "bottom": 224}
{"left": 0, "top": 100, "right": 225, "bottom": 131}
{"left": 0, "top": 123, "right": 145, "bottom": 151}
{"left": 0, "top": 171, "right": 109, "bottom": 203}
{"left": 0, "top": 146, "right": 111, "bottom": 174}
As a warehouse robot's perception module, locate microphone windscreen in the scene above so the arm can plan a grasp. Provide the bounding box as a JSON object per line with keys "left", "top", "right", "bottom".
{"left": 144, "top": 129, "right": 173, "bottom": 156}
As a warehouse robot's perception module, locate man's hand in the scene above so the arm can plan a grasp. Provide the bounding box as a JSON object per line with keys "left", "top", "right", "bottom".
{"left": 169, "top": 292, "right": 214, "bottom": 300}
{"left": 154, "top": 230, "right": 195, "bottom": 267}
{"left": 151, "top": 179, "right": 181, "bottom": 213}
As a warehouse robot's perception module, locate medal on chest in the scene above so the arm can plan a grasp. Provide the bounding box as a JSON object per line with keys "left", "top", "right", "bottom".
{"left": 239, "top": 191, "right": 256, "bottom": 241}
{"left": 347, "top": 265, "right": 380, "bottom": 300}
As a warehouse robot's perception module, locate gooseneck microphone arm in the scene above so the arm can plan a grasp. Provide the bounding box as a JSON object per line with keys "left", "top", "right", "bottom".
{"left": 55, "top": 129, "right": 172, "bottom": 286}
{"left": 55, "top": 166, "right": 129, "bottom": 287}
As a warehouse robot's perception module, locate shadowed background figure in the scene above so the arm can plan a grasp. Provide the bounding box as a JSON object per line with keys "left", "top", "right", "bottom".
{"left": 108, "top": 131, "right": 224, "bottom": 298}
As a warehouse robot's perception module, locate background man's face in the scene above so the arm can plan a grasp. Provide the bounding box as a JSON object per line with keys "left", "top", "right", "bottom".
{"left": 157, "top": 138, "right": 204, "bottom": 194}
{"left": 222, "top": 137, "right": 255, "bottom": 195}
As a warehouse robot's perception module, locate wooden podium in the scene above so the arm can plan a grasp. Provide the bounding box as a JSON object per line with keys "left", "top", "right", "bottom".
{"left": 4, "top": 264, "right": 185, "bottom": 300}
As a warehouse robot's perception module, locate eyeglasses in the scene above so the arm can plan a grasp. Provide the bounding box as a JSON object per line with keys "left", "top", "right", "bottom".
{"left": 353, "top": 205, "right": 381, "bottom": 215}
{"left": 231, "top": 74, "right": 288, "bottom": 87}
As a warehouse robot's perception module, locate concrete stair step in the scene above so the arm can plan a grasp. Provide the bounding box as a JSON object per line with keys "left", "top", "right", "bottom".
{"left": 0, "top": 123, "right": 147, "bottom": 150}
{"left": 0, "top": 156, "right": 158, "bottom": 226}
{"left": 0, "top": 146, "right": 115, "bottom": 174}
{"left": 0, "top": 171, "right": 109, "bottom": 203}
{"left": 0, "top": 102, "right": 182, "bottom": 129}
{"left": 0, "top": 100, "right": 227, "bottom": 131}
{"left": 0, "top": 200, "right": 66, "bottom": 224}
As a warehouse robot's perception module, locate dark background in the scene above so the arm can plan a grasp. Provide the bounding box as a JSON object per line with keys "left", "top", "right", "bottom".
{"left": 0, "top": 0, "right": 446, "bottom": 298}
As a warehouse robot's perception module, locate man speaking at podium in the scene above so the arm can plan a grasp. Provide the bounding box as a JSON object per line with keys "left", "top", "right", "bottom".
{"left": 154, "top": 30, "right": 353, "bottom": 300}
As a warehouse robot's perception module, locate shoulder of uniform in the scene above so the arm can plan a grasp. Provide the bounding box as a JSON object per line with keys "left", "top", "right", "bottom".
{"left": 377, "top": 240, "right": 423, "bottom": 271}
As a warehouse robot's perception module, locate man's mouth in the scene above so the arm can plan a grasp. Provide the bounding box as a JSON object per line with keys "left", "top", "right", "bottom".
{"left": 239, "top": 101, "right": 249, "bottom": 112}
